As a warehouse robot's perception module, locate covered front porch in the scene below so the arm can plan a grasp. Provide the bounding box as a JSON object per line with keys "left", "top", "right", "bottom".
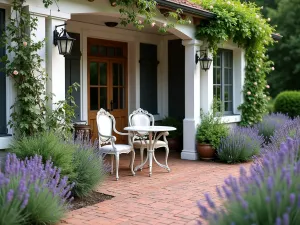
{"left": 38, "top": 4, "right": 208, "bottom": 160}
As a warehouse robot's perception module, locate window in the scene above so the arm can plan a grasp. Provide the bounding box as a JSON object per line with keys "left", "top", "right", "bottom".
{"left": 213, "top": 49, "right": 233, "bottom": 114}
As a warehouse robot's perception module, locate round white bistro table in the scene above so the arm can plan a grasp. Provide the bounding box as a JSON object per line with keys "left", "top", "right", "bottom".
{"left": 124, "top": 126, "right": 176, "bottom": 177}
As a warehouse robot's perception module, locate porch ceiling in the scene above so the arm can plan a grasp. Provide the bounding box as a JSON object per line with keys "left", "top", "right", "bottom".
{"left": 70, "top": 14, "right": 172, "bottom": 35}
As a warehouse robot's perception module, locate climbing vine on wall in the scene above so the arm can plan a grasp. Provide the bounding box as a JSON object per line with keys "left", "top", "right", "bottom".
{"left": 193, "top": 0, "right": 275, "bottom": 126}
{"left": 1, "top": 0, "right": 78, "bottom": 138}
{"left": 115, "top": 0, "right": 191, "bottom": 32}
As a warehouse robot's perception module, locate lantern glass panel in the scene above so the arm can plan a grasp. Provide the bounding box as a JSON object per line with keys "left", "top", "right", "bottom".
{"left": 58, "top": 39, "right": 67, "bottom": 55}
{"left": 66, "top": 39, "right": 74, "bottom": 55}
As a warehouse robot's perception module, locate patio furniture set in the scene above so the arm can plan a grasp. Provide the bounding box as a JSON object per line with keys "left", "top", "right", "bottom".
{"left": 96, "top": 108, "right": 176, "bottom": 180}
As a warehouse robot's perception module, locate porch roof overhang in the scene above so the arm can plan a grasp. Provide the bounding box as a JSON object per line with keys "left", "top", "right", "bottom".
{"left": 155, "top": 0, "right": 281, "bottom": 41}
{"left": 155, "top": 0, "right": 215, "bottom": 19}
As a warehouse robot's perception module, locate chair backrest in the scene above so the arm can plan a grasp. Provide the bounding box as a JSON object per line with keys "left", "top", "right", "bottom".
{"left": 129, "top": 108, "right": 154, "bottom": 136}
{"left": 96, "top": 108, "right": 116, "bottom": 145}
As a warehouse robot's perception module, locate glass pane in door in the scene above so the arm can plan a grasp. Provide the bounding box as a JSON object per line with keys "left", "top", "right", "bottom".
{"left": 100, "top": 88, "right": 107, "bottom": 109}
{"left": 90, "top": 88, "right": 98, "bottom": 110}
{"left": 99, "top": 63, "right": 107, "bottom": 85}
{"left": 90, "top": 62, "right": 98, "bottom": 85}
{"left": 113, "top": 63, "right": 119, "bottom": 86}
{"left": 113, "top": 87, "right": 119, "bottom": 109}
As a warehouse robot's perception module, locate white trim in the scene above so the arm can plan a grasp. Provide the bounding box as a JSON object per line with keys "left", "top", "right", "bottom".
{"left": 66, "top": 20, "right": 172, "bottom": 122}
{"left": 0, "top": 136, "right": 12, "bottom": 149}
{"left": 220, "top": 115, "right": 241, "bottom": 124}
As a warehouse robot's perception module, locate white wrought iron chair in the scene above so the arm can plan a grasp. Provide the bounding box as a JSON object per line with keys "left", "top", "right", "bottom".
{"left": 128, "top": 108, "right": 169, "bottom": 171}
{"left": 96, "top": 108, "right": 135, "bottom": 181}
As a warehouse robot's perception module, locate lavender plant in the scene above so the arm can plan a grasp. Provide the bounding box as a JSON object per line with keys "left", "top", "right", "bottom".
{"left": 72, "top": 139, "right": 106, "bottom": 198}
{"left": 264, "top": 117, "right": 300, "bottom": 153}
{"left": 255, "top": 113, "right": 291, "bottom": 143}
{"left": 0, "top": 154, "right": 74, "bottom": 225}
{"left": 217, "top": 126, "right": 264, "bottom": 163}
{"left": 198, "top": 137, "right": 300, "bottom": 225}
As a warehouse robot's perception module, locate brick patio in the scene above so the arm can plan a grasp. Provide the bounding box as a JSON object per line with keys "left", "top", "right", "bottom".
{"left": 59, "top": 150, "right": 251, "bottom": 225}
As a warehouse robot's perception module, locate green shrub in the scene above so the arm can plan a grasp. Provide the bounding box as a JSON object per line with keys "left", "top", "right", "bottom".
{"left": 196, "top": 100, "right": 229, "bottom": 149}
{"left": 274, "top": 91, "right": 300, "bottom": 118}
{"left": 9, "top": 132, "right": 76, "bottom": 180}
{"left": 72, "top": 142, "right": 106, "bottom": 198}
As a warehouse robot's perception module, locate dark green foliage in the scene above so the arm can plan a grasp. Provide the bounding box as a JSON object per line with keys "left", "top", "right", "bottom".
{"left": 266, "top": 0, "right": 300, "bottom": 97}
{"left": 196, "top": 100, "right": 229, "bottom": 149}
{"left": 195, "top": 0, "right": 275, "bottom": 126}
{"left": 25, "top": 186, "right": 66, "bottom": 225}
{"left": 0, "top": 177, "right": 27, "bottom": 225}
{"left": 9, "top": 132, "right": 76, "bottom": 180}
{"left": 72, "top": 143, "right": 106, "bottom": 198}
{"left": 160, "top": 117, "right": 183, "bottom": 138}
{"left": 274, "top": 91, "right": 300, "bottom": 117}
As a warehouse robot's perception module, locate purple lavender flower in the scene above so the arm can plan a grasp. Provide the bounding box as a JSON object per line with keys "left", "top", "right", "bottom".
{"left": 216, "top": 186, "right": 223, "bottom": 198}
{"left": 275, "top": 217, "right": 281, "bottom": 225}
{"left": 255, "top": 113, "right": 290, "bottom": 144}
{"left": 283, "top": 213, "right": 289, "bottom": 225}
{"left": 218, "top": 126, "right": 264, "bottom": 163}
{"left": 290, "top": 193, "right": 296, "bottom": 205}
{"left": 204, "top": 193, "right": 215, "bottom": 209}
{"left": 6, "top": 189, "right": 14, "bottom": 203}
{"left": 199, "top": 136, "right": 300, "bottom": 225}
{"left": 1, "top": 153, "right": 73, "bottom": 220}
{"left": 197, "top": 201, "right": 209, "bottom": 219}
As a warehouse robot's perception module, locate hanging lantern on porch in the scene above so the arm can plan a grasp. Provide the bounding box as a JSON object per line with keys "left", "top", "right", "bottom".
{"left": 53, "top": 24, "right": 76, "bottom": 56}
{"left": 195, "top": 49, "right": 213, "bottom": 71}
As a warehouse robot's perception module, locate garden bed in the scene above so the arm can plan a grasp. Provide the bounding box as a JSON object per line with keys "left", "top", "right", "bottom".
{"left": 69, "top": 191, "right": 114, "bottom": 211}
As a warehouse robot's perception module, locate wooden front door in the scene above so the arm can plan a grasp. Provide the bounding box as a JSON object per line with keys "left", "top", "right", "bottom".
{"left": 88, "top": 38, "right": 128, "bottom": 143}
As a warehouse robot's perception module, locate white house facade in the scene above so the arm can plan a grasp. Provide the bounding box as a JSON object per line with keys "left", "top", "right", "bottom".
{"left": 0, "top": 0, "right": 245, "bottom": 160}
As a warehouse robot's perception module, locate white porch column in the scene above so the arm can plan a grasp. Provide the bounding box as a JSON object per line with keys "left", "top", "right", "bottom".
{"left": 200, "top": 47, "right": 213, "bottom": 113}
{"left": 181, "top": 39, "right": 202, "bottom": 160}
{"left": 46, "top": 11, "right": 70, "bottom": 109}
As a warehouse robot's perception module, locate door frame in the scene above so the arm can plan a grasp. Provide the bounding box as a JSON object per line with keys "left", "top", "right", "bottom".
{"left": 87, "top": 38, "right": 128, "bottom": 141}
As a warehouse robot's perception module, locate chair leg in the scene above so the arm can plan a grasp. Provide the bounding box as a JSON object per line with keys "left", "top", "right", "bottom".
{"left": 165, "top": 146, "right": 170, "bottom": 172}
{"left": 140, "top": 147, "right": 144, "bottom": 171}
{"left": 110, "top": 154, "right": 114, "bottom": 175}
{"left": 130, "top": 150, "right": 136, "bottom": 176}
{"left": 115, "top": 153, "right": 119, "bottom": 181}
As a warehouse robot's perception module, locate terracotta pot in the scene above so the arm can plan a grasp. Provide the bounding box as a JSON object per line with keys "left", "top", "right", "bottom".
{"left": 167, "top": 137, "right": 183, "bottom": 152}
{"left": 197, "top": 143, "right": 216, "bottom": 160}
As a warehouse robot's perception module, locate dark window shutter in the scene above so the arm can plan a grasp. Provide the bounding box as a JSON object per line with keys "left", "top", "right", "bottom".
{"left": 65, "top": 33, "right": 81, "bottom": 121}
{"left": 140, "top": 43, "right": 158, "bottom": 115}
{"left": 0, "top": 9, "right": 6, "bottom": 134}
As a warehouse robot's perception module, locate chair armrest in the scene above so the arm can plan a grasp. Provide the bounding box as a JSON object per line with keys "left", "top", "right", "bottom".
{"left": 98, "top": 132, "right": 117, "bottom": 142}
{"left": 114, "top": 130, "right": 130, "bottom": 136}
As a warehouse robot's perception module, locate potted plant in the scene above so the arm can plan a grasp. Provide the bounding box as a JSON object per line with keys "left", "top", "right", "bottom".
{"left": 160, "top": 117, "right": 183, "bottom": 152}
{"left": 196, "top": 100, "right": 228, "bottom": 159}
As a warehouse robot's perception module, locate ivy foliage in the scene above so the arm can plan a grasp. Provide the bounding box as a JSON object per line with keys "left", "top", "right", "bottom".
{"left": 115, "top": 0, "right": 191, "bottom": 32}
{"left": 193, "top": 0, "right": 276, "bottom": 125}
{"left": 1, "top": 0, "right": 78, "bottom": 138}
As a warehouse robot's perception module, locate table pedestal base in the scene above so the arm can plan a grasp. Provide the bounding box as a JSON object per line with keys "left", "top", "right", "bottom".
{"left": 134, "top": 149, "right": 170, "bottom": 177}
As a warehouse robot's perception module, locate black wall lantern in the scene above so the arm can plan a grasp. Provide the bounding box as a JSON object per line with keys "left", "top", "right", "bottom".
{"left": 53, "top": 23, "right": 76, "bottom": 56}
{"left": 195, "top": 49, "right": 213, "bottom": 71}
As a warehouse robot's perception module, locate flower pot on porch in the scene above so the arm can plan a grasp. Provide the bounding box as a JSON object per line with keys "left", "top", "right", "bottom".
{"left": 167, "top": 136, "right": 183, "bottom": 152}
{"left": 197, "top": 143, "right": 216, "bottom": 160}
